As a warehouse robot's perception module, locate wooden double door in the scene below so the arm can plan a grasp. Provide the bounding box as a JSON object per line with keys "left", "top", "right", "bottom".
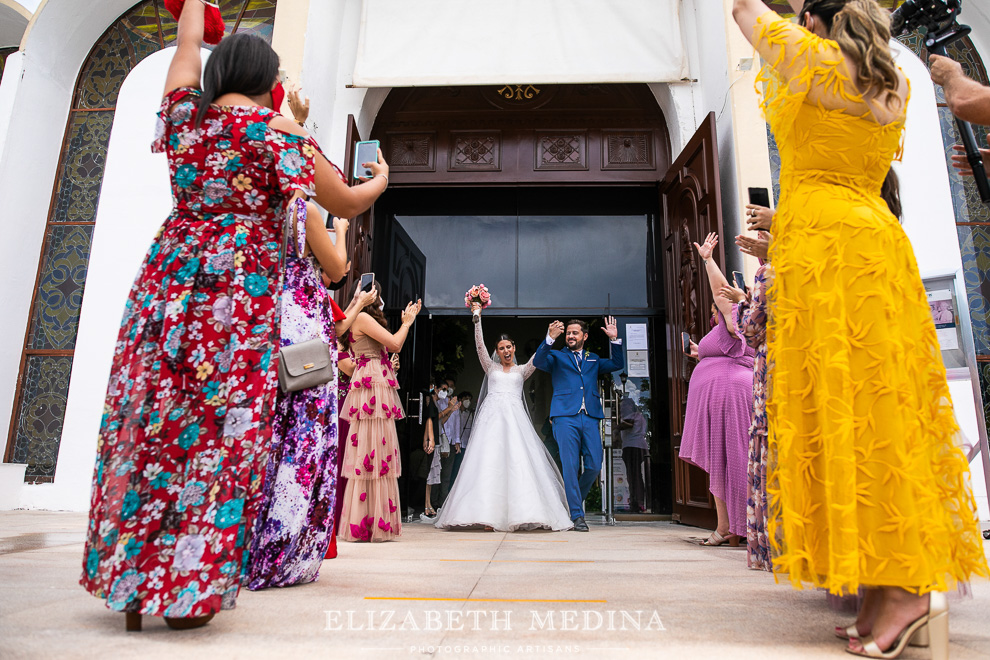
{"left": 335, "top": 87, "right": 725, "bottom": 527}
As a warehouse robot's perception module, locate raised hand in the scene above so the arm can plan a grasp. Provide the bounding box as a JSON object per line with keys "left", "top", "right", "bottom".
{"left": 287, "top": 84, "right": 310, "bottom": 124}
{"left": 735, "top": 231, "right": 770, "bottom": 261}
{"left": 471, "top": 302, "right": 482, "bottom": 314}
{"left": 745, "top": 205, "right": 774, "bottom": 232}
{"left": 719, "top": 284, "right": 747, "bottom": 304}
{"left": 331, "top": 216, "right": 349, "bottom": 234}
{"left": 688, "top": 340, "right": 699, "bottom": 359}
{"left": 354, "top": 288, "right": 376, "bottom": 310}
{"left": 694, "top": 232, "right": 718, "bottom": 261}
{"left": 401, "top": 299, "right": 422, "bottom": 326}
{"left": 361, "top": 148, "right": 390, "bottom": 182}
{"left": 602, "top": 315, "right": 618, "bottom": 341}
{"left": 548, "top": 320, "right": 565, "bottom": 341}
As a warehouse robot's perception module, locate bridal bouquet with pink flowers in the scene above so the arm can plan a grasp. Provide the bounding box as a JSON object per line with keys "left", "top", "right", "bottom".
{"left": 464, "top": 284, "right": 491, "bottom": 317}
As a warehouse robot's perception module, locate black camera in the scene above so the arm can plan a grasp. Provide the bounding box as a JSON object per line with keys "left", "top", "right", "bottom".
{"left": 890, "top": 0, "right": 962, "bottom": 37}
{"left": 891, "top": 0, "right": 990, "bottom": 205}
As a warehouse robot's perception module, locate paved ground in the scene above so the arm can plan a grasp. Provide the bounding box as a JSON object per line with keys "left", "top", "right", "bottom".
{"left": 1, "top": 510, "right": 988, "bottom": 660}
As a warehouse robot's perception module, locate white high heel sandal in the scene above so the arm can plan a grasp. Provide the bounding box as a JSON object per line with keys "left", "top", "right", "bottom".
{"left": 845, "top": 592, "right": 948, "bottom": 660}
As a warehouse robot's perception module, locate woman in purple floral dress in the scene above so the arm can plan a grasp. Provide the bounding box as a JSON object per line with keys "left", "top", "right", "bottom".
{"left": 731, "top": 260, "right": 772, "bottom": 571}
{"left": 246, "top": 200, "right": 349, "bottom": 589}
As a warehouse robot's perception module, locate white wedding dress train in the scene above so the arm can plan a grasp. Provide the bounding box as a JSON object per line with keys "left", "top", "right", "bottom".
{"left": 435, "top": 316, "right": 573, "bottom": 532}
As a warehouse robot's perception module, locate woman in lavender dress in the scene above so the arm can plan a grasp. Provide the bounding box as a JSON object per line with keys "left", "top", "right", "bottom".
{"left": 678, "top": 232, "right": 755, "bottom": 547}
{"left": 245, "top": 200, "right": 350, "bottom": 589}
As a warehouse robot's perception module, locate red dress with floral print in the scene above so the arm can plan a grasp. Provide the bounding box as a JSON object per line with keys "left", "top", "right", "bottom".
{"left": 80, "top": 87, "right": 317, "bottom": 618}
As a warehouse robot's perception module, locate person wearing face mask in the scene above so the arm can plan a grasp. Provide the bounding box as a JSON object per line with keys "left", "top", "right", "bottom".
{"left": 434, "top": 304, "right": 572, "bottom": 532}
{"left": 423, "top": 378, "right": 459, "bottom": 519}
{"left": 449, "top": 391, "right": 474, "bottom": 486}
{"left": 80, "top": 0, "right": 390, "bottom": 631}
{"left": 438, "top": 376, "right": 461, "bottom": 506}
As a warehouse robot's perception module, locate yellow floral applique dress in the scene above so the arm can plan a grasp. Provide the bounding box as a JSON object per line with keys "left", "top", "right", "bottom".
{"left": 754, "top": 12, "right": 988, "bottom": 595}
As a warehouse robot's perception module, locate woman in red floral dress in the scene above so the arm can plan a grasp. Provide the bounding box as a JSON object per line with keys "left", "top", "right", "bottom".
{"left": 80, "top": 1, "right": 388, "bottom": 630}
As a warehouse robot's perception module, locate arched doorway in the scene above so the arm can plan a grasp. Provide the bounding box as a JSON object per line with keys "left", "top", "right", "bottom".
{"left": 3, "top": 0, "right": 279, "bottom": 489}
{"left": 347, "top": 84, "right": 724, "bottom": 525}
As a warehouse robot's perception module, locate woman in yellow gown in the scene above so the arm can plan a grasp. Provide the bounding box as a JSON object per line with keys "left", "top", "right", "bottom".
{"left": 732, "top": 1, "right": 988, "bottom": 657}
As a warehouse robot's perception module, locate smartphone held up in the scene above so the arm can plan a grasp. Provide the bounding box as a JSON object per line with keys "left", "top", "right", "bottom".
{"left": 353, "top": 140, "right": 380, "bottom": 180}
{"left": 732, "top": 271, "right": 746, "bottom": 292}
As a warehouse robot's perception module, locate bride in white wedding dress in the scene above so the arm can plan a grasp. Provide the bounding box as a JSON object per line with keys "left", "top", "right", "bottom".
{"left": 435, "top": 304, "right": 573, "bottom": 532}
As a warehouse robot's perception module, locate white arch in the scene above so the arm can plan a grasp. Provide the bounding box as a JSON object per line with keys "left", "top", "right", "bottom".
{"left": 0, "top": 0, "right": 140, "bottom": 474}
{"left": 18, "top": 47, "right": 210, "bottom": 510}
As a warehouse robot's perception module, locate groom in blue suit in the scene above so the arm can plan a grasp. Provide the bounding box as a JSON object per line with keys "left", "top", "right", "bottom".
{"left": 534, "top": 317, "right": 624, "bottom": 532}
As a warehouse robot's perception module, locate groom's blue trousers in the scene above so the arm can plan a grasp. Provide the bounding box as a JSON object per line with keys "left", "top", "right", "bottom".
{"left": 552, "top": 412, "right": 603, "bottom": 520}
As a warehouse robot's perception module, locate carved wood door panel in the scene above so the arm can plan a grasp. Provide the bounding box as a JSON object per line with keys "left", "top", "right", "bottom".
{"left": 660, "top": 112, "right": 725, "bottom": 531}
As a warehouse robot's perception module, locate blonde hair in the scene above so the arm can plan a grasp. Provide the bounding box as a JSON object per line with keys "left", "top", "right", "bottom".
{"left": 802, "top": 0, "right": 901, "bottom": 109}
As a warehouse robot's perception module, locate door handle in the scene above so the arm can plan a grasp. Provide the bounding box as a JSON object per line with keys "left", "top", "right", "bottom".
{"left": 407, "top": 393, "right": 423, "bottom": 425}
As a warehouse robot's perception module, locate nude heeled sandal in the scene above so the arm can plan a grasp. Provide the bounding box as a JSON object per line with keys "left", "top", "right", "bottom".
{"left": 845, "top": 592, "right": 948, "bottom": 660}
{"left": 835, "top": 623, "right": 929, "bottom": 647}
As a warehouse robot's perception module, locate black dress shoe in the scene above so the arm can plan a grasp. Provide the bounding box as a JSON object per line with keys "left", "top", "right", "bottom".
{"left": 572, "top": 517, "right": 589, "bottom": 532}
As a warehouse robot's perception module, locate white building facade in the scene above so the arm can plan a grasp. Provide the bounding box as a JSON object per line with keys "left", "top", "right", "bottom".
{"left": 0, "top": 0, "right": 988, "bottom": 523}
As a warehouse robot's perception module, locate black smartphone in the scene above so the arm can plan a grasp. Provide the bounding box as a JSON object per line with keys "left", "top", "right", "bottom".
{"left": 353, "top": 140, "right": 380, "bottom": 180}
{"left": 732, "top": 271, "right": 746, "bottom": 291}
{"left": 359, "top": 272, "right": 375, "bottom": 293}
{"left": 681, "top": 331, "right": 691, "bottom": 354}
{"left": 748, "top": 187, "right": 771, "bottom": 209}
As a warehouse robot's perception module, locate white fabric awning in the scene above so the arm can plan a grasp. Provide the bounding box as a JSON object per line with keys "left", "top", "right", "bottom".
{"left": 351, "top": 0, "right": 690, "bottom": 88}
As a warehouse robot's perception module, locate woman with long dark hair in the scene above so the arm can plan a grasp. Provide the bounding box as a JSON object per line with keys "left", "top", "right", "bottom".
{"left": 80, "top": 1, "right": 387, "bottom": 630}
{"left": 733, "top": 1, "right": 988, "bottom": 656}
{"left": 339, "top": 281, "right": 421, "bottom": 541}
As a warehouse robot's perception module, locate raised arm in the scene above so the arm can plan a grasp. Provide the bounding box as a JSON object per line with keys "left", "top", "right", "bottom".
{"left": 352, "top": 300, "right": 421, "bottom": 354}
{"left": 473, "top": 311, "right": 494, "bottom": 374}
{"left": 596, "top": 316, "right": 624, "bottom": 374}
{"left": 733, "top": 0, "right": 799, "bottom": 49}
{"left": 264, "top": 116, "right": 389, "bottom": 220}
{"left": 694, "top": 233, "right": 737, "bottom": 334}
{"left": 306, "top": 212, "right": 350, "bottom": 281}
{"left": 335, "top": 288, "right": 376, "bottom": 337}
{"left": 733, "top": 265, "right": 771, "bottom": 350}
{"left": 522, "top": 354, "right": 538, "bottom": 380}
{"left": 533, "top": 320, "right": 564, "bottom": 372}
{"left": 163, "top": 0, "right": 205, "bottom": 96}
{"left": 931, "top": 55, "right": 990, "bottom": 125}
